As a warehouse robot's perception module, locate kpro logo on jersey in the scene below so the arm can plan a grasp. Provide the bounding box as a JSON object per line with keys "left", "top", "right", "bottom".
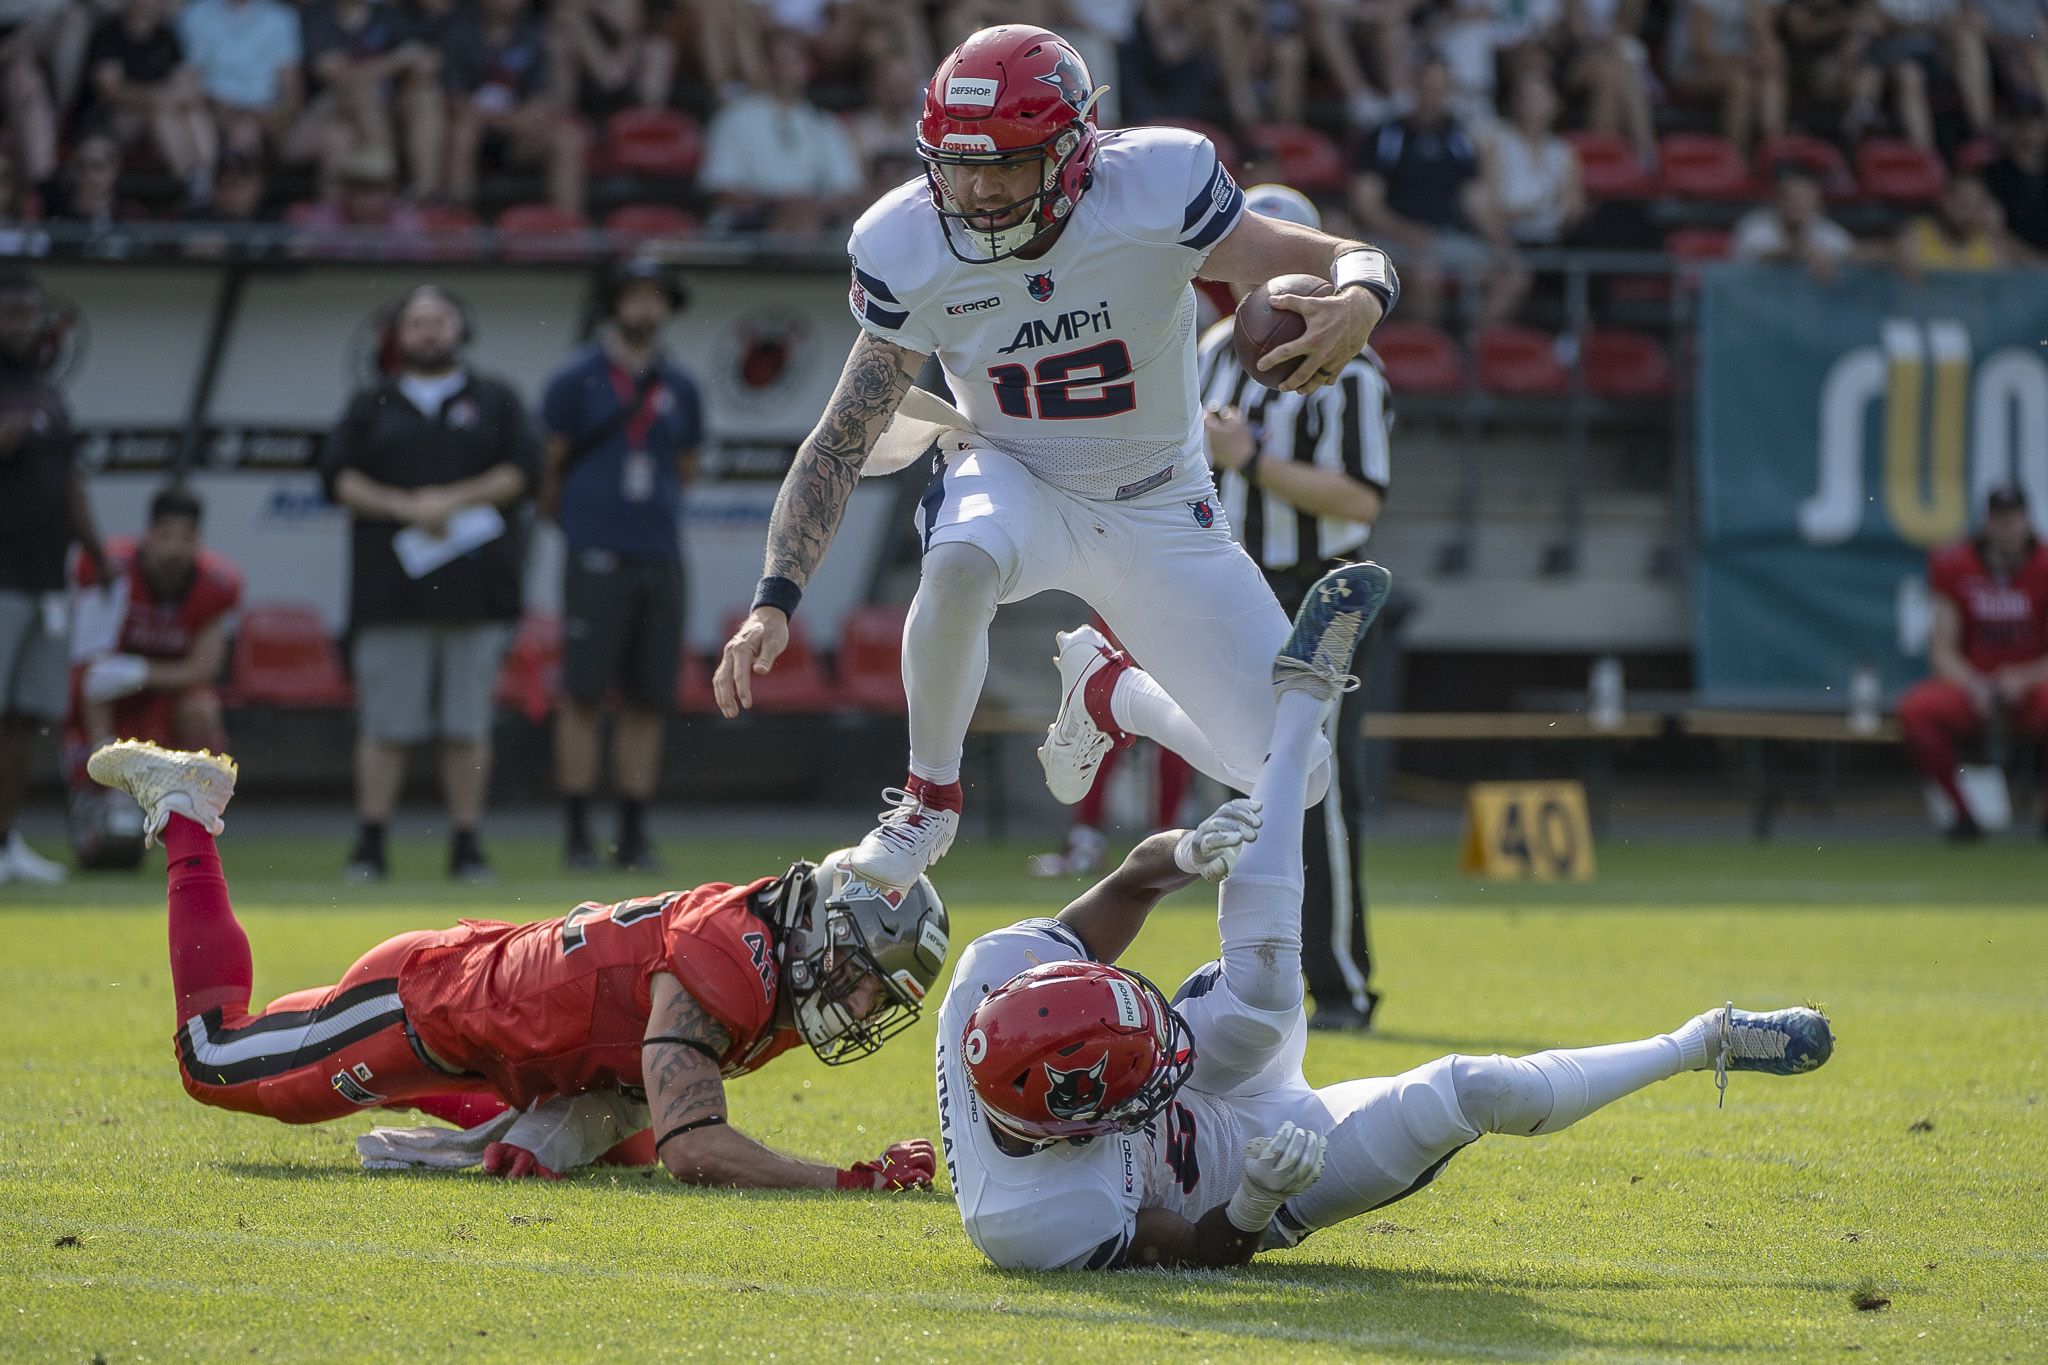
{"left": 944, "top": 76, "right": 999, "bottom": 108}
{"left": 1025, "top": 271, "right": 1055, "bottom": 303}
{"left": 1187, "top": 500, "right": 1215, "bottom": 529}
{"left": 946, "top": 295, "right": 1002, "bottom": 316}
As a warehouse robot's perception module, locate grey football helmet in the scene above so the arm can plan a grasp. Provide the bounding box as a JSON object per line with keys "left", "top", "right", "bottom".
{"left": 769, "top": 848, "right": 949, "bottom": 1065}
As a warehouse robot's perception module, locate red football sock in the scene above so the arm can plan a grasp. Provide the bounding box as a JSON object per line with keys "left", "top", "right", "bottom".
{"left": 1154, "top": 749, "right": 1194, "bottom": 829}
{"left": 402, "top": 1093, "right": 510, "bottom": 1129}
{"left": 1901, "top": 721, "right": 1970, "bottom": 822}
{"left": 162, "top": 813, "right": 252, "bottom": 1023}
{"left": 906, "top": 773, "right": 963, "bottom": 813}
{"left": 1074, "top": 741, "right": 1121, "bottom": 828}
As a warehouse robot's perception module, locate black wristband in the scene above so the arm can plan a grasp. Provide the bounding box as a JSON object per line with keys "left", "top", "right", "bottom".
{"left": 752, "top": 575, "right": 802, "bottom": 619}
{"left": 642, "top": 1034, "right": 725, "bottom": 1067}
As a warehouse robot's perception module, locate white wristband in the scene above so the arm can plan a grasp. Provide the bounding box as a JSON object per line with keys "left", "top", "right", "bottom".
{"left": 1334, "top": 246, "right": 1399, "bottom": 317}
{"left": 1224, "top": 1184, "right": 1285, "bottom": 1234}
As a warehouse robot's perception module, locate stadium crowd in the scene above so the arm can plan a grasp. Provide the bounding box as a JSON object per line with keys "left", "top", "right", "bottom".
{"left": 0, "top": 0, "right": 2032, "bottom": 276}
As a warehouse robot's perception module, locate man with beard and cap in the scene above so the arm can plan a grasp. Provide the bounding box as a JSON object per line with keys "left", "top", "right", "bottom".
{"left": 320, "top": 284, "right": 541, "bottom": 882}
{"left": 0, "top": 268, "right": 106, "bottom": 883}
{"left": 538, "top": 258, "right": 701, "bottom": 872}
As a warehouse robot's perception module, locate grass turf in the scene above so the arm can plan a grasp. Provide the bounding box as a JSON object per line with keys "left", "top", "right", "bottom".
{"left": 2, "top": 833, "right": 2043, "bottom": 1363}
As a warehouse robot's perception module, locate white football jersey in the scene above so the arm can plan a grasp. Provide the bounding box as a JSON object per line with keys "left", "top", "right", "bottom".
{"left": 847, "top": 127, "right": 1246, "bottom": 503}
{"left": 935, "top": 918, "right": 1244, "bottom": 1271}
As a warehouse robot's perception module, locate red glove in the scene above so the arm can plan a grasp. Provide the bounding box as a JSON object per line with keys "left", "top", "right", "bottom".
{"left": 481, "top": 1141, "right": 562, "bottom": 1180}
{"left": 836, "top": 1138, "right": 936, "bottom": 1191}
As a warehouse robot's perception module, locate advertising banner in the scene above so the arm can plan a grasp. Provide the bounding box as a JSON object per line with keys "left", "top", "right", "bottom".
{"left": 1694, "top": 266, "right": 2048, "bottom": 698}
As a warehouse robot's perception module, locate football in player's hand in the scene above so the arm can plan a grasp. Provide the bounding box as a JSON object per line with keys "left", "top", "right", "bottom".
{"left": 1233, "top": 274, "right": 1334, "bottom": 390}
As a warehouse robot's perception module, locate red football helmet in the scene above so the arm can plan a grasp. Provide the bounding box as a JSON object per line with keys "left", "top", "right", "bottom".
{"left": 917, "top": 26, "right": 1105, "bottom": 264}
{"left": 960, "top": 960, "right": 1194, "bottom": 1147}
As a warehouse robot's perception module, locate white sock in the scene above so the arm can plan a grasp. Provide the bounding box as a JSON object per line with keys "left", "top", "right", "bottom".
{"left": 903, "top": 544, "right": 998, "bottom": 790}
{"left": 1214, "top": 690, "right": 1331, "bottom": 1013}
{"left": 1109, "top": 667, "right": 1237, "bottom": 787}
{"left": 1457, "top": 1032, "right": 1692, "bottom": 1137}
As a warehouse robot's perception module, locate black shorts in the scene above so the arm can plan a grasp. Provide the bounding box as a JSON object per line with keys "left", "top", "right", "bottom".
{"left": 561, "top": 549, "right": 684, "bottom": 710}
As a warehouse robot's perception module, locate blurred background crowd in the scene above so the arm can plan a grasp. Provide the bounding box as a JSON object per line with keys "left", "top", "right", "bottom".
{"left": 0, "top": 0, "right": 2035, "bottom": 281}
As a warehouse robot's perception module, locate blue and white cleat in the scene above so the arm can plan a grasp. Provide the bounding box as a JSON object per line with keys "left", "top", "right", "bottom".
{"left": 1707, "top": 1001, "right": 1835, "bottom": 1107}
{"left": 1273, "top": 561, "right": 1393, "bottom": 702}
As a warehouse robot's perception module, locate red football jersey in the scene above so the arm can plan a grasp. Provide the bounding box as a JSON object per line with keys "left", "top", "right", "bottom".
{"left": 397, "top": 879, "right": 801, "bottom": 1110}
{"left": 78, "top": 535, "right": 243, "bottom": 659}
{"left": 1928, "top": 538, "right": 2048, "bottom": 672}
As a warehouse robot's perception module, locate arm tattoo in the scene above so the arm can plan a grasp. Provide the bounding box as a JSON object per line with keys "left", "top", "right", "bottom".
{"left": 763, "top": 333, "right": 919, "bottom": 585}
{"left": 644, "top": 979, "right": 735, "bottom": 1136}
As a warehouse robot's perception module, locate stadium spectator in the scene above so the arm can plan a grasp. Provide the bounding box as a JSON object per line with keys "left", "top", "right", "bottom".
{"left": 0, "top": 8, "right": 60, "bottom": 182}
{"left": 1209, "top": 0, "right": 1310, "bottom": 127}
{"left": 1664, "top": 0, "right": 1788, "bottom": 149}
{"left": 289, "top": 0, "right": 444, "bottom": 201}
{"left": 1898, "top": 483, "right": 2048, "bottom": 841}
{"left": 1983, "top": 97, "right": 2048, "bottom": 254}
{"left": 665, "top": 0, "right": 766, "bottom": 100}
{"left": 68, "top": 487, "right": 239, "bottom": 764}
{"left": 321, "top": 285, "right": 540, "bottom": 883}
{"left": 291, "top": 144, "right": 433, "bottom": 257}
{"left": 175, "top": 0, "right": 304, "bottom": 157}
{"left": 0, "top": 145, "right": 43, "bottom": 220}
{"left": 1781, "top": 0, "right": 1871, "bottom": 135}
{"left": 1732, "top": 159, "right": 1858, "bottom": 280}
{"left": 845, "top": 48, "right": 922, "bottom": 198}
{"left": 0, "top": 268, "right": 102, "bottom": 883}
{"left": 538, "top": 259, "right": 699, "bottom": 872}
{"left": 1894, "top": 171, "right": 2031, "bottom": 276}
{"left": 1116, "top": 0, "right": 1220, "bottom": 124}
{"left": 83, "top": 0, "right": 216, "bottom": 207}
{"left": 44, "top": 128, "right": 121, "bottom": 226}
{"left": 1843, "top": 0, "right": 1992, "bottom": 148}
{"left": 1350, "top": 59, "right": 1521, "bottom": 325}
{"left": 1565, "top": 0, "right": 1658, "bottom": 166}
{"left": 1303, "top": 0, "right": 1421, "bottom": 128}
{"left": 698, "top": 27, "right": 861, "bottom": 233}
{"left": 1489, "top": 70, "right": 1586, "bottom": 246}
{"left": 1971, "top": 0, "right": 2048, "bottom": 100}
{"left": 442, "top": 0, "right": 584, "bottom": 218}
{"left": 179, "top": 144, "right": 266, "bottom": 223}
{"left": 1436, "top": 0, "right": 1562, "bottom": 126}
{"left": 557, "top": 0, "right": 675, "bottom": 118}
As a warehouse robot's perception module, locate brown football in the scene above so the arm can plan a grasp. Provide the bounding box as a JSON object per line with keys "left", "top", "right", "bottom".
{"left": 1232, "top": 273, "right": 1334, "bottom": 390}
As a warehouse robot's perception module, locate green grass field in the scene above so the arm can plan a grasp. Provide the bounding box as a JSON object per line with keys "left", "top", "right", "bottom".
{"left": 3, "top": 832, "right": 2044, "bottom": 1364}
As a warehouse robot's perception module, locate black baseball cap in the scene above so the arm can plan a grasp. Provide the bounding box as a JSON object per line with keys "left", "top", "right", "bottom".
{"left": 606, "top": 257, "right": 687, "bottom": 313}
{"left": 1987, "top": 482, "right": 2028, "bottom": 512}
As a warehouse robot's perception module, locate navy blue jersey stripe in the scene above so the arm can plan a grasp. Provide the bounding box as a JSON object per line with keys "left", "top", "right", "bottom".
{"left": 1181, "top": 180, "right": 1244, "bottom": 252}
{"left": 864, "top": 300, "right": 911, "bottom": 329}
{"left": 1085, "top": 1229, "right": 1130, "bottom": 1270}
{"left": 1016, "top": 916, "right": 1092, "bottom": 960}
{"left": 1182, "top": 161, "right": 1225, "bottom": 232}
{"left": 1172, "top": 959, "right": 1223, "bottom": 1005}
{"left": 852, "top": 264, "right": 900, "bottom": 303}
{"left": 918, "top": 457, "right": 948, "bottom": 552}
{"left": 1366, "top": 1142, "right": 1472, "bottom": 1212}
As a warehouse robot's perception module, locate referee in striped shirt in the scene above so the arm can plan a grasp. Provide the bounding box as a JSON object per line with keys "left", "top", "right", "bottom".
{"left": 1198, "top": 183, "right": 1393, "bottom": 1031}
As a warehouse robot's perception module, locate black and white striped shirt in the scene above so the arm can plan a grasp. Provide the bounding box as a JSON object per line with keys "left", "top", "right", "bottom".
{"left": 1195, "top": 318, "right": 1392, "bottom": 571}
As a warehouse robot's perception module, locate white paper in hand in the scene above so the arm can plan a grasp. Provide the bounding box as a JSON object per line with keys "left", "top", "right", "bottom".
{"left": 392, "top": 503, "right": 506, "bottom": 579}
{"left": 863, "top": 385, "right": 974, "bottom": 477}
{"left": 69, "top": 579, "right": 130, "bottom": 663}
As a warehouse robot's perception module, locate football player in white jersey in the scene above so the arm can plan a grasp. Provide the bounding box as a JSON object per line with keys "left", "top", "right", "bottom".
{"left": 939, "top": 562, "right": 1838, "bottom": 1270}
{"left": 712, "top": 24, "right": 1403, "bottom": 891}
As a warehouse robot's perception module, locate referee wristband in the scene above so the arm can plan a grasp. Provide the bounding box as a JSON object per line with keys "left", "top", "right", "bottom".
{"left": 751, "top": 575, "right": 802, "bottom": 619}
{"left": 1334, "top": 246, "right": 1399, "bottom": 318}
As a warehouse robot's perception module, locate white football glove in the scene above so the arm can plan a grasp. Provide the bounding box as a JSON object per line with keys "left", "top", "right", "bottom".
{"left": 1173, "top": 798, "right": 1262, "bottom": 882}
{"left": 83, "top": 653, "right": 149, "bottom": 702}
{"left": 1224, "top": 1120, "right": 1328, "bottom": 1232}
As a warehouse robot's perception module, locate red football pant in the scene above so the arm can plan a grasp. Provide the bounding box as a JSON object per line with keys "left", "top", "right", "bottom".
{"left": 164, "top": 814, "right": 487, "bottom": 1124}
{"left": 1896, "top": 677, "right": 2048, "bottom": 820}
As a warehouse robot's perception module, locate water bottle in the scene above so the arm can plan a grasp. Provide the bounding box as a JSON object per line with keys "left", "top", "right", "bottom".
{"left": 1848, "top": 664, "right": 1881, "bottom": 735}
{"left": 1589, "top": 655, "right": 1624, "bottom": 731}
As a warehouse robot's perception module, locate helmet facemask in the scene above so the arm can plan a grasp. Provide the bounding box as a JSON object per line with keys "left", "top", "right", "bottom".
{"left": 779, "top": 853, "right": 949, "bottom": 1066}
{"left": 922, "top": 120, "right": 1092, "bottom": 265}
{"left": 786, "top": 904, "right": 923, "bottom": 1065}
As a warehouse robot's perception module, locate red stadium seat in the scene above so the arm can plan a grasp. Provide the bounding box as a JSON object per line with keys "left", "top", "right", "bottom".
{"left": 675, "top": 651, "right": 717, "bottom": 713}
{"left": 1153, "top": 117, "right": 1241, "bottom": 176}
{"left": 225, "top": 604, "right": 354, "bottom": 707}
{"left": 417, "top": 204, "right": 481, "bottom": 230}
{"left": 717, "top": 613, "right": 837, "bottom": 712}
{"left": 1751, "top": 135, "right": 1857, "bottom": 199}
{"left": 604, "top": 204, "right": 699, "bottom": 242}
{"left": 1664, "top": 227, "right": 1732, "bottom": 259}
{"left": 837, "top": 604, "right": 908, "bottom": 714}
{"left": 282, "top": 200, "right": 321, "bottom": 227}
{"left": 1476, "top": 325, "right": 1570, "bottom": 396}
{"left": 1368, "top": 321, "right": 1465, "bottom": 394}
{"left": 494, "top": 204, "right": 594, "bottom": 260}
{"left": 1582, "top": 329, "right": 1673, "bottom": 397}
{"left": 600, "top": 109, "right": 703, "bottom": 177}
{"left": 1242, "top": 122, "right": 1346, "bottom": 192}
{"left": 1658, "top": 133, "right": 1753, "bottom": 200}
{"left": 494, "top": 612, "right": 562, "bottom": 723}
{"left": 1566, "top": 130, "right": 1654, "bottom": 199}
{"left": 1855, "top": 138, "right": 1946, "bottom": 205}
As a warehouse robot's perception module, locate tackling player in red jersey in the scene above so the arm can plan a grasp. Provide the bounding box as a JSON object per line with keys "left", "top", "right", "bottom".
{"left": 88, "top": 740, "right": 948, "bottom": 1190}
{"left": 1898, "top": 483, "right": 2048, "bottom": 841}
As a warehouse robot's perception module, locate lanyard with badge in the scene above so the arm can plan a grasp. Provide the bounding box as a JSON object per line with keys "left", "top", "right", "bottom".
{"left": 609, "top": 366, "right": 663, "bottom": 503}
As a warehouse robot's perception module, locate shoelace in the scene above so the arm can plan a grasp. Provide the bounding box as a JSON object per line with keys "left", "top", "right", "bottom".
{"left": 872, "top": 788, "right": 938, "bottom": 850}
{"left": 1278, "top": 608, "right": 1368, "bottom": 695}
{"left": 1274, "top": 655, "right": 1363, "bottom": 695}
{"left": 1712, "top": 1002, "right": 1792, "bottom": 1107}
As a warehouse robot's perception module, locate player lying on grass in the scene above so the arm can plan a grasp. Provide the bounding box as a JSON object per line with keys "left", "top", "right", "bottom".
{"left": 88, "top": 740, "right": 949, "bottom": 1189}
{"left": 938, "top": 562, "right": 1836, "bottom": 1269}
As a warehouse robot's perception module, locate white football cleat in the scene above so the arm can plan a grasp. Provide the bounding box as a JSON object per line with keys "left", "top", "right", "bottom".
{"left": 85, "top": 740, "right": 238, "bottom": 847}
{"left": 1038, "top": 626, "right": 1133, "bottom": 805}
{"left": 0, "top": 829, "right": 67, "bottom": 883}
{"left": 848, "top": 787, "right": 960, "bottom": 892}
